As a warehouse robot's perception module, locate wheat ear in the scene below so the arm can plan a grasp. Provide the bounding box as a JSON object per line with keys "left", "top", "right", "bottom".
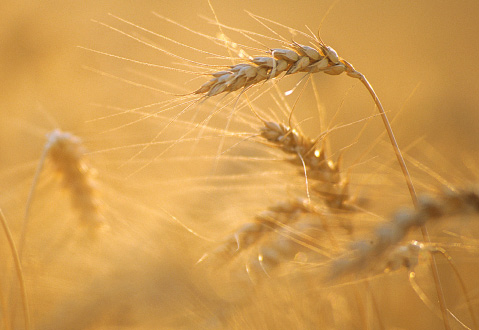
{"left": 200, "top": 121, "right": 355, "bottom": 278}
{"left": 331, "top": 187, "right": 479, "bottom": 277}
{"left": 200, "top": 197, "right": 318, "bottom": 259}
{"left": 329, "top": 187, "right": 479, "bottom": 328}
{"left": 260, "top": 120, "right": 350, "bottom": 210}
{"left": 0, "top": 209, "right": 30, "bottom": 330}
{"left": 45, "top": 130, "right": 105, "bottom": 230}
{"left": 20, "top": 129, "right": 104, "bottom": 255}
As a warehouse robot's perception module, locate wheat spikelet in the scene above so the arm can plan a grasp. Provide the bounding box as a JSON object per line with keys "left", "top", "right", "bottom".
{"left": 45, "top": 130, "right": 105, "bottom": 233}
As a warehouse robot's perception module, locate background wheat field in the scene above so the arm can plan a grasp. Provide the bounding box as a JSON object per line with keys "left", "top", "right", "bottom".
{"left": 1, "top": 1, "right": 479, "bottom": 329}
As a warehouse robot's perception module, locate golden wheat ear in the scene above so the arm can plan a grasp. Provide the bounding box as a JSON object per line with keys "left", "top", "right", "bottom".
{"left": 198, "top": 197, "right": 331, "bottom": 283}
{"left": 199, "top": 119, "right": 358, "bottom": 285}
{"left": 20, "top": 129, "right": 106, "bottom": 254}
{"left": 259, "top": 120, "right": 352, "bottom": 210}
{"left": 331, "top": 186, "right": 479, "bottom": 274}
{"left": 45, "top": 130, "right": 106, "bottom": 231}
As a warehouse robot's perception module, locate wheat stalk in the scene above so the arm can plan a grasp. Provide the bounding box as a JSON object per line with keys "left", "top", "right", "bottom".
{"left": 0, "top": 209, "right": 30, "bottom": 330}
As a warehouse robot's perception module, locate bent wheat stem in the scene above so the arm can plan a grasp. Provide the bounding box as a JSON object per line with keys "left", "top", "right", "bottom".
{"left": 352, "top": 71, "right": 418, "bottom": 206}
{"left": 349, "top": 72, "right": 452, "bottom": 328}
{"left": 354, "top": 71, "right": 450, "bottom": 327}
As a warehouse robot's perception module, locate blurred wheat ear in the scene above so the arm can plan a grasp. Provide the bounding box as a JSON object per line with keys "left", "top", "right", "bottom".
{"left": 44, "top": 130, "right": 105, "bottom": 231}
{"left": 19, "top": 129, "right": 105, "bottom": 259}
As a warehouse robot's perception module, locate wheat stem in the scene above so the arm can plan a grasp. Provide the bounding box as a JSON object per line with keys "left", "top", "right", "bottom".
{"left": 353, "top": 72, "right": 451, "bottom": 330}
{"left": 0, "top": 279, "right": 12, "bottom": 330}
{"left": 434, "top": 247, "right": 478, "bottom": 329}
{"left": 0, "top": 209, "right": 30, "bottom": 330}
{"left": 356, "top": 74, "right": 418, "bottom": 205}
{"left": 18, "top": 141, "right": 50, "bottom": 261}
{"left": 420, "top": 225, "right": 451, "bottom": 329}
